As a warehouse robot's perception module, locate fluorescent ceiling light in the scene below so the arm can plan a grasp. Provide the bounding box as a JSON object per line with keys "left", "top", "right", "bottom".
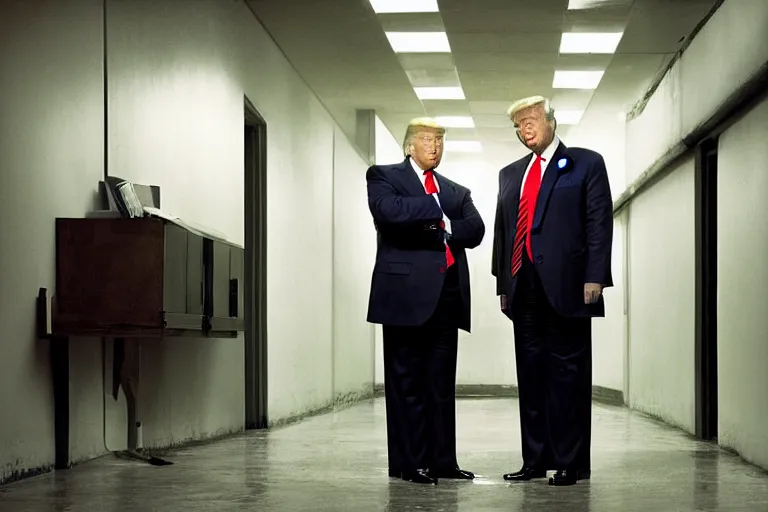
{"left": 552, "top": 70, "right": 605, "bottom": 89}
{"left": 555, "top": 110, "right": 585, "bottom": 125}
{"left": 560, "top": 32, "right": 623, "bottom": 54}
{"left": 445, "top": 141, "right": 483, "bottom": 153}
{"left": 385, "top": 32, "right": 451, "bottom": 53}
{"left": 369, "top": 0, "right": 439, "bottom": 13}
{"left": 435, "top": 116, "right": 475, "bottom": 128}
{"left": 414, "top": 86, "right": 465, "bottom": 100}
{"left": 567, "top": 0, "right": 614, "bottom": 9}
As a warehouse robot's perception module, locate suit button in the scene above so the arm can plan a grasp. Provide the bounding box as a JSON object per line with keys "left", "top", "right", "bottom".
{"left": 536, "top": 256, "right": 543, "bottom": 264}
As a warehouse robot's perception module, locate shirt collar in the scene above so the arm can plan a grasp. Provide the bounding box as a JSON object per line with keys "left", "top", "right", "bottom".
{"left": 538, "top": 135, "right": 560, "bottom": 164}
{"left": 409, "top": 157, "right": 426, "bottom": 174}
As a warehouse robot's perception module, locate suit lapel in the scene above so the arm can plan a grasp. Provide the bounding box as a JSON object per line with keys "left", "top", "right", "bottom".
{"left": 399, "top": 157, "right": 428, "bottom": 197}
{"left": 433, "top": 170, "right": 455, "bottom": 210}
{"left": 511, "top": 155, "right": 532, "bottom": 208}
{"left": 532, "top": 142, "right": 567, "bottom": 232}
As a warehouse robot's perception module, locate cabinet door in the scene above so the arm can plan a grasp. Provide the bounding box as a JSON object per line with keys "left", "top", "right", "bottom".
{"left": 229, "top": 246, "right": 244, "bottom": 319}
{"left": 186, "top": 233, "right": 204, "bottom": 315}
{"left": 162, "top": 223, "right": 187, "bottom": 314}
{"left": 212, "top": 241, "right": 231, "bottom": 318}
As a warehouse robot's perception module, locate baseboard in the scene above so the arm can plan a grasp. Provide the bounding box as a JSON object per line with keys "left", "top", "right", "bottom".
{"left": 140, "top": 427, "right": 246, "bottom": 455}
{"left": 268, "top": 385, "right": 377, "bottom": 430}
{"left": 0, "top": 387, "right": 378, "bottom": 488}
{"left": 591, "top": 385, "right": 625, "bottom": 406}
{"left": 0, "top": 465, "right": 52, "bottom": 487}
{"left": 373, "top": 383, "right": 625, "bottom": 406}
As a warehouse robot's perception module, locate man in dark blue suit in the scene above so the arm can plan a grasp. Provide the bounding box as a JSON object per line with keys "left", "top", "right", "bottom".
{"left": 491, "top": 96, "right": 613, "bottom": 486}
{"left": 366, "top": 117, "right": 485, "bottom": 485}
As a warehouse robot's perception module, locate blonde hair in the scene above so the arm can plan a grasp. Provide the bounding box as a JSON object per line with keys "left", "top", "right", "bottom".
{"left": 402, "top": 117, "right": 446, "bottom": 156}
{"left": 506, "top": 95, "right": 556, "bottom": 123}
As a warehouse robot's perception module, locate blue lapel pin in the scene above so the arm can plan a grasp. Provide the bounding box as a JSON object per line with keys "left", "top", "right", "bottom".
{"left": 556, "top": 155, "right": 574, "bottom": 173}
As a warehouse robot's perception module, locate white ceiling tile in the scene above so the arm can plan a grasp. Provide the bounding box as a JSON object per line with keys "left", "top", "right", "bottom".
{"left": 472, "top": 114, "right": 514, "bottom": 128}
{"left": 405, "top": 69, "right": 461, "bottom": 87}
{"left": 377, "top": 12, "right": 445, "bottom": 31}
{"left": 469, "top": 101, "right": 514, "bottom": 115}
{"left": 397, "top": 53, "right": 457, "bottom": 71}
{"left": 421, "top": 100, "right": 472, "bottom": 115}
{"left": 246, "top": 0, "right": 719, "bottom": 157}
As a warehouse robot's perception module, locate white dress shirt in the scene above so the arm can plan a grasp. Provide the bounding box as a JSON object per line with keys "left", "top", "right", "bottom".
{"left": 409, "top": 158, "right": 452, "bottom": 233}
{"left": 520, "top": 135, "right": 560, "bottom": 196}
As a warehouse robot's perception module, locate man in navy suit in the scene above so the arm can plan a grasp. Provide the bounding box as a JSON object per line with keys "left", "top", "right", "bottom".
{"left": 366, "top": 117, "right": 485, "bottom": 485}
{"left": 491, "top": 96, "right": 613, "bottom": 486}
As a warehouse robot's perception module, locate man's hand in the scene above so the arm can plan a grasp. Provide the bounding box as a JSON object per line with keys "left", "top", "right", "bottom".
{"left": 500, "top": 294, "right": 509, "bottom": 312}
{"left": 584, "top": 283, "right": 603, "bottom": 304}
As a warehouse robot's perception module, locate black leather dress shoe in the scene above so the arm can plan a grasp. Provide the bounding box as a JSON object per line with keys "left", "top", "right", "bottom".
{"left": 503, "top": 467, "right": 546, "bottom": 481}
{"left": 428, "top": 467, "right": 475, "bottom": 480}
{"left": 548, "top": 469, "right": 578, "bottom": 486}
{"left": 389, "top": 469, "right": 437, "bottom": 484}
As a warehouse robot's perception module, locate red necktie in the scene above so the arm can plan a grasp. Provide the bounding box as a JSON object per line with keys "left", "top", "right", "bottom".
{"left": 511, "top": 155, "right": 544, "bottom": 276}
{"left": 423, "top": 170, "right": 454, "bottom": 268}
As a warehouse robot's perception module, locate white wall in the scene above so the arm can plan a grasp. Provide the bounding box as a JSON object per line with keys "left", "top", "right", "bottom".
{"left": 0, "top": 0, "right": 105, "bottom": 476}
{"left": 626, "top": 0, "right": 768, "bottom": 186}
{"left": 332, "top": 125, "right": 377, "bottom": 402}
{"left": 627, "top": 157, "right": 696, "bottom": 432}
{"left": 619, "top": 0, "right": 768, "bottom": 449}
{"left": 0, "top": 0, "right": 374, "bottom": 479}
{"left": 717, "top": 95, "right": 768, "bottom": 469}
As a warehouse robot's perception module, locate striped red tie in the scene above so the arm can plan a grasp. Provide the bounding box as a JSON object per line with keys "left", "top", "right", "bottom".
{"left": 424, "top": 170, "right": 454, "bottom": 268}
{"left": 511, "top": 155, "right": 544, "bottom": 276}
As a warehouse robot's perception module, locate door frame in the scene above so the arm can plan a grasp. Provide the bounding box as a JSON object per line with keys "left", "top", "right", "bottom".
{"left": 694, "top": 137, "right": 718, "bottom": 441}
{"left": 244, "top": 96, "right": 268, "bottom": 429}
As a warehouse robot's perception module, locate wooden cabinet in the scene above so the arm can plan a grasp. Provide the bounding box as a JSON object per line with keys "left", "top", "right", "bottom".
{"left": 54, "top": 217, "right": 244, "bottom": 338}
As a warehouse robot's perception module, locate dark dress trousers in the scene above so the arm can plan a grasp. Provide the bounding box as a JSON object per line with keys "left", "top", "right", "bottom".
{"left": 366, "top": 157, "right": 485, "bottom": 473}
{"left": 491, "top": 142, "right": 613, "bottom": 473}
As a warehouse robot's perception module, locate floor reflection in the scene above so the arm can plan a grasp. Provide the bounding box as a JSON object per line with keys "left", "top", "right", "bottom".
{"left": 0, "top": 398, "right": 766, "bottom": 511}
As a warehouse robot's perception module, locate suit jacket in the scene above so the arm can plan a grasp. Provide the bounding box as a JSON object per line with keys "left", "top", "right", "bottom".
{"left": 366, "top": 157, "right": 485, "bottom": 332}
{"left": 491, "top": 142, "right": 613, "bottom": 318}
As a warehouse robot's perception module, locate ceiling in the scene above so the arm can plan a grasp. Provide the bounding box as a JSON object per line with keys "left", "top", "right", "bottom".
{"left": 246, "top": 0, "right": 718, "bottom": 166}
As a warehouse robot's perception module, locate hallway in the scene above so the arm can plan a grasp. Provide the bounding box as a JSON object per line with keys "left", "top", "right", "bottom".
{"left": 2, "top": 398, "right": 767, "bottom": 511}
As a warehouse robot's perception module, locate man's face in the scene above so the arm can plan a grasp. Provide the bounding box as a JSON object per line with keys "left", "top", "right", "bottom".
{"left": 410, "top": 128, "right": 444, "bottom": 170}
{"left": 513, "top": 104, "right": 554, "bottom": 154}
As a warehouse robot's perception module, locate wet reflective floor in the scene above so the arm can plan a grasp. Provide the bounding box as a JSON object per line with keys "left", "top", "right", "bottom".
{"left": 2, "top": 398, "right": 768, "bottom": 511}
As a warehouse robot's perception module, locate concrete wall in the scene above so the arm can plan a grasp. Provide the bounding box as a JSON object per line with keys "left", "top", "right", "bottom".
{"left": 0, "top": 0, "right": 105, "bottom": 478}
{"left": 717, "top": 95, "right": 768, "bottom": 469}
{"left": 0, "top": 0, "right": 373, "bottom": 481}
{"left": 618, "top": 0, "right": 768, "bottom": 458}
{"left": 626, "top": 157, "right": 696, "bottom": 431}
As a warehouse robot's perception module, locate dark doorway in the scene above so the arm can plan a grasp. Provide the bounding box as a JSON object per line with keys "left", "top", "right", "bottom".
{"left": 694, "top": 137, "right": 718, "bottom": 441}
{"left": 244, "top": 97, "right": 268, "bottom": 429}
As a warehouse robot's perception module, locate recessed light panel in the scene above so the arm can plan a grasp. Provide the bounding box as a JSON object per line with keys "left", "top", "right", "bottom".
{"left": 445, "top": 141, "right": 483, "bottom": 153}
{"left": 560, "top": 32, "right": 623, "bottom": 54}
{"left": 385, "top": 32, "right": 451, "bottom": 53}
{"left": 555, "top": 110, "right": 585, "bottom": 125}
{"left": 435, "top": 116, "right": 475, "bottom": 128}
{"left": 552, "top": 70, "right": 605, "bottom": 89}
{"left": 370, "top": 0, "right": 439, "bottom": 13}
{"left": 414, "top": 87, "right": 465, "bottom": 100}
{"left": 567, "top": 0, "right": 615, "bottom": 9}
